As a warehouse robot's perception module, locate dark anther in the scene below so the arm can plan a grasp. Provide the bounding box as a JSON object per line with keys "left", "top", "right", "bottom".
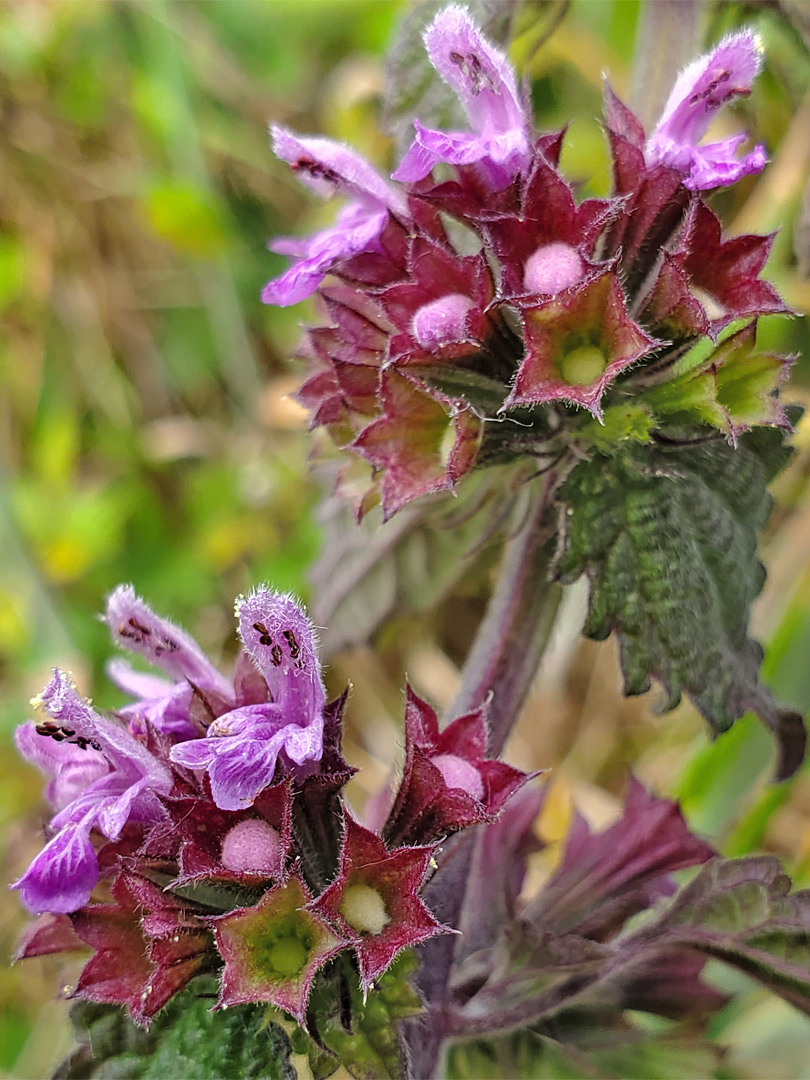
{"left": 127, "top": 617, "right": 152, "bottom": 636}
{"left": 253, "top": 620, "right": 274, "bottom": 647}
{"left": 283, "top": 630, "right": 300, "bottom": 658}
{"left": 292, "top": 158, "right": 341, "bottom": 186}
{"left": 271, "top": 644, "right": 283, "bottom": 667}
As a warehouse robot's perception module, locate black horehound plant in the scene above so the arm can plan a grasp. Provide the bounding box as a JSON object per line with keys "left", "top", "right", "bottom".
{"left": 13, "top": 6, "right": 810, "bottom": 1079}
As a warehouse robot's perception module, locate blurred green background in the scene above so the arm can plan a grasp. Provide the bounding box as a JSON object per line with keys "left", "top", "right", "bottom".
{"left": 1, "top": 1, "right": 810, "bottom": 1076}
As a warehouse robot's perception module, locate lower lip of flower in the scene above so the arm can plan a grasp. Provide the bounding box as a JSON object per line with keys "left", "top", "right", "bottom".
{"left": 340, "top": 882, "right": 390, "bottom": 935}
{"left": 559, "top": 345, "right": 607, "bottom": 386}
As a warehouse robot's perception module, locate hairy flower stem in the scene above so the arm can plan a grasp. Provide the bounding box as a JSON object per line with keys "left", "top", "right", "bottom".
{"left": 404, "top": 477, "right": 562, "bottom": 1078}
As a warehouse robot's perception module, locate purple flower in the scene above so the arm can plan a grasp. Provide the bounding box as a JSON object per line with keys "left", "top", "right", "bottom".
{"left": 392, "top": 4, "right": 530, "bottom": 188}
{"left": 263, "top": 127, "right": 407, "bottom": 307}
{"left": 107, "top": 660, "right": 196, "bottom": 740}
{"left": 170, "top": 589, "right": 325, "bottom": 811}
{"left": 646, "top": 29, "right": 767, "bottom": 190}
{"left": 12, "top": 671, "right": 172, "bottom": 914}
{"left": 104, "top": 584, "right": 239, "bottom": 739}
{"left": 105, "top": 584, "right": 234, "bottom": 703}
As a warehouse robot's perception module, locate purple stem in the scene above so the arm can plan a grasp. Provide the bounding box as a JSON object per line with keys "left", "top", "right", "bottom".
{"left": 403, "top": 477, "right": 562, "bottom": 1078}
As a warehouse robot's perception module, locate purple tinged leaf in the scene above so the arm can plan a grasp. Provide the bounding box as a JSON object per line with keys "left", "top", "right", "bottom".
{"left": 525, "top": 778, "right": 715, "bottom": 940}
{"left": 104, "top": 585, "right": 233, "bottom": 701}
{"left": 617, "top": 856, "right": 810, "bottom": 1019}
{"left": 392, "top": 5, "right": 530, "bottom": 188}
{"left": 646, "top": 29, "right": 767, "bottom": 190}
{"left": 460, "top": 784, "right": 546, "bottom": 957}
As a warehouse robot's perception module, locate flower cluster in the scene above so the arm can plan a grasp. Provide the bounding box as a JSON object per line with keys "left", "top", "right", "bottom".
{"left": 264, "top": 6, "right": 788, "bottom": 520}
{"left": 13, "top": 585, "right": 529, "bottom": 1027}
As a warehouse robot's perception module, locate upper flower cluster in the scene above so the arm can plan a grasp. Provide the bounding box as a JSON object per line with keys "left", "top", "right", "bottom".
{"left": 262, "top": 6, "right": 787, "bottom": 520}
{"left": 13, "top": 585, "right": 327, "bottom": 915}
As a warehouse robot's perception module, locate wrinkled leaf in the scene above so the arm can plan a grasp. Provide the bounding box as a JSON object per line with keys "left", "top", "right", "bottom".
{"left": 54, "top": 981, "right": 295, "bottom": 1080}
{"left": 300, "top": 953, "right": 422, "bottom": 1080}
{"left": 623, "top": 856, "right": 810, "bottom": 1015}
{"left": 456, "top": 850, "right": 810, "bottom": 1041}
{"left": 555, "top": 424, "right": 806, "bottom": 779}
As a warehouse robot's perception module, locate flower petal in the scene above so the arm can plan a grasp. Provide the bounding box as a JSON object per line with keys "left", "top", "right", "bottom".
{"left": 104, "top": 585, "right": 233, "bottom": 700}
{"left": 646, "top": 29, "right": 767, "bottom": 190}
{"left": 237, "top": 589, "right": 325, "bottom": 725}
{"left": 272, "top": 126, "right": 406, "bottom": 215}
{"left": 12, "top": 818, "right": 99, "bottom": 914}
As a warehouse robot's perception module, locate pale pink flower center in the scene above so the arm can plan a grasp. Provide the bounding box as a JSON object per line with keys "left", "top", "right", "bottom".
{"left": 412, "top": 293, "right": 475, "bottom": 350}
{"left": 431, "top": 752, "right": 485, "bottom": 799}
{"left": 524, "top": 242, "right": 584, "bottom": 295}
{"left": 220, "top": 819, "right": 281, "bottom": 874}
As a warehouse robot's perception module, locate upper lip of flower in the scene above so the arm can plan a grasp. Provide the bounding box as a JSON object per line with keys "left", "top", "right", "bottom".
{"left": 391, "top": 4, "right": 530, "bottom": 185}
{"left": 644, "top": 28, "right": 767, "bottom": 190}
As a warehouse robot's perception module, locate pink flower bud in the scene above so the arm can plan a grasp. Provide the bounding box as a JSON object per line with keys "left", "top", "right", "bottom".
{"left": 412, "top": 293, "right": 475, "bottom": 350}
{"left": 431, "top": 752, "right": 485, "bottom": 800}
{"left": 523, "top": 242, "right": 584, "bottom": 295}
{"left": 220, "top": 819, "right": 282, "bottom": 874}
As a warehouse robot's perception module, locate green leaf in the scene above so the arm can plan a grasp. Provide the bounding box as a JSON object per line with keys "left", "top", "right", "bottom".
{"left": 300, "top": 953, "right": 422, "bottom": 1080}
{"left": 555, "top": 425, "right": 806, "bottom": 779}
{"left": 622, "top": 857, "right": 810, "bottom": 1016}
{"left": 54, "top": 981, "right": 296, "bottom": 1080}
{"left": 448, "top": 1026, "right": 724, "bottom": 1080}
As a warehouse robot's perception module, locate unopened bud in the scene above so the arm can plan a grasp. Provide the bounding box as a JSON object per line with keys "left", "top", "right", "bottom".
{"left": 412, "top": 293, "right": 475, "bottom": 350}
{"left": 340, "top": 883, "right": 390, "bottom": 935}
{"left": 220, "top": 819, "right": 281, "bottom": 874}
{"left": 524, "top": 242, "right": 584, "bottom": 295}
{"left": 431, "top": 752, "right": 485, "bottom": 800}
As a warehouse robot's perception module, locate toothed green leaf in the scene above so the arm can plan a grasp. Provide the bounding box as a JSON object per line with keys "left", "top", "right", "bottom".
{"left": 556, "top": 422, "right": 805, "bottom": 779}
{"left": 54, "top": 981, "right": 295, "bottom": 1080}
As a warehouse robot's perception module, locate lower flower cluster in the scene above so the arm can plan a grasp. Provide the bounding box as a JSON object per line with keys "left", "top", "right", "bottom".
{"left": 13, "top": 586, "right": 529, "bottom": 1029}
